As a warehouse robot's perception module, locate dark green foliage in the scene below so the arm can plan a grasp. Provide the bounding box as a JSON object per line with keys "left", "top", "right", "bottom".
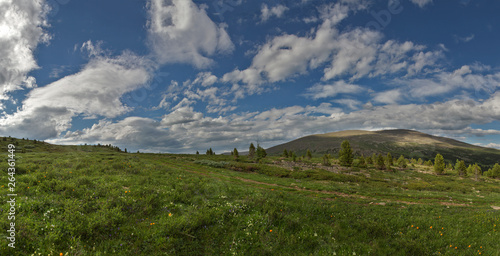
{"left": 322, "top": 154, "right": 331, "bottom": 166}
{"left": 376, "top": 154, "right": 385, "bottom": 170}
{"left": 283, "top": 149, "right": 289, "bottom": 158}
{"left": 454, "top": 160, "right": 466, "bottom": 176}
{"left": 256, "top": 144, "right": 267, "bottom": 160}
{"left": 365, "top": 155, "right": 373, "bottom": 164}
{"left": 249, "top": 143, "right": 256, "bottom": 159}
{"left": 306, "top": 149, "right": 312, "bottom": 160}
{"left": 433, "top": 154, "right": 445, "bottom": 175}
{"left": 233, "top": 148, "right": 239, "bottom": 161}
{"left": 338, "top": 140, "right": 353, "bottom": 167}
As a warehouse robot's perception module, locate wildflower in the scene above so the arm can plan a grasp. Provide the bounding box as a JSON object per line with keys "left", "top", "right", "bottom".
{"left": 430, "top": 226, "right": 432, "bottom": 229}
{"left": 169, "top": 213, "right": 172, "bottom": 217}
{"left": 270, "top": 230, "right": 272, "bottom": 232}
{"left": 411, "top": 225, "right": 414, "bottom": 227}
{"left": 60, "top": 253, "right": 63, "bottom": 256}
{"left": 416, "top": 227, "right": 419, "bottom": 229}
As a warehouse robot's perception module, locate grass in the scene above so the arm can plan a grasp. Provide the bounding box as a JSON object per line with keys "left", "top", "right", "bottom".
{"left": 0, "top": 140, "right": 499, "bottom": 255}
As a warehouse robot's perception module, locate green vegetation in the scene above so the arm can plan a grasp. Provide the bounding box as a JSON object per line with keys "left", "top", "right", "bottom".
{"left": 0, "top": 137, "right": 499, "bottom": 255}
{"left": 434, "top": 154, "right": 445, "bottom": 175}
{"left": 338, "top": 140, "right": 353, "bottom": 167}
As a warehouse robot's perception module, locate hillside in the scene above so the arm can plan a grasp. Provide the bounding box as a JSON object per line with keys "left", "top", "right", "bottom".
{"left": 266, "top": 129, "right": 500, "bottom": 167}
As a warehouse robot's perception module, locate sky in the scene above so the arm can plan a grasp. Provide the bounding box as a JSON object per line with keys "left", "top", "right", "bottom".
{"left": 1, "top": 0, "right": 500, "bottom": 154}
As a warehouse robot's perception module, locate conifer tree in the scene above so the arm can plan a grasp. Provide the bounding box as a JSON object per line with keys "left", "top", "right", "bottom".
{"left": 338, "top": 140, "right": 353, "bottom": 167}
{"left": 233, "top": 148, "right": 239, "bottom": 161}
{"left": 283, "top": 149, "right": 289, "bottom": 158}
{"left": 376, "top": 154, "right": 385, "bottom": 170}
{"left": 454, "top": 160, "right": 466, "bottom": 176}
{"left": 249, "top": 143, "right": 256, "bottom": 159}
{"left": 256, "top": 144, "right": 267, "bottom": 160}
{"left": 306, "top": 149, "right": 312, "bottom": 160}
{"left": 433, "top": 154, "right": 445, "bottom": 175}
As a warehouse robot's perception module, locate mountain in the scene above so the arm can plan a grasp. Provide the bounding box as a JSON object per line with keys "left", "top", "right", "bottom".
{"left": 266, "top": 129, "right": 500, "bottom": 167}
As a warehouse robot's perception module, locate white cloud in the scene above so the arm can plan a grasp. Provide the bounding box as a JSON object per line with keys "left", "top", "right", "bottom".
{"left": 304, "top": 81, "right": 364, "bottom": 100}
{"left": 395, "top": 65, "right": 500, "bottom": 99}
{"left": 260, "top": 4, "right": 289, "bottom": 23}
{"left": 0, "top": 49, "right": 152, "bottom": 139}
{"left": 147, "top": 0, "right": 234, "bottom": 68}
{"left": 333, "top": 99, "right": 362, "bottom": 110}
{"left": 373, "top": 89, "right": 403, "bottom": 105}
{"left": 0, "top": 0, "right": 50, "bottom": 99}
{"left": 223, "top": 2, "right": 442, "bottom": 96}
{"left": 410, "top": 0, "right": 433, "bottom": 8}
{"left": 45, "top": 92, "right": 500, "bottom": 153}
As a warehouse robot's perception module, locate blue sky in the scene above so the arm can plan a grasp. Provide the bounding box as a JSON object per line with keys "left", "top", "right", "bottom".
{"left": 1, "top": 0, "right": 500, "bottom": 153}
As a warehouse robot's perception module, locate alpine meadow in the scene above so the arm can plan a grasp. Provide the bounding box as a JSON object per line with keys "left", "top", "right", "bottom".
{"left": 2, "top": 0, "right": 500, "bottom": 255}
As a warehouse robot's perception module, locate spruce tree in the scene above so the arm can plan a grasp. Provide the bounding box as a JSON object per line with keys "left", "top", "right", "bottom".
{"left": 306, "top": 149, "right": 312, "bottom": 160}
{"left": 385, "top": 153, "right": 393, "bottom": 167}
{"left": 376, "top": 154, "right": 385, "bottom": 170}
{"left": 249, "top": 143, "right": 256, "bottom": 160}
{"left": 233, "top": 148, "right": 239, "bottom": 161}
{"left": 338, "top": 140, "right": 353, "bottom": 167}
{"left": 256, "top": 144, "right": 267, "bottom": 160}
{"left": 283, "top": 149, "right": 289, "bottom": 158}
{"left": 433, "top": 154, "right": 445, "bottom": 175}
{"left": 454, "top": 160, "right": 466, "bottom": 176}
{"left": 322, "top": 154, "right": 331, "bottom": 166}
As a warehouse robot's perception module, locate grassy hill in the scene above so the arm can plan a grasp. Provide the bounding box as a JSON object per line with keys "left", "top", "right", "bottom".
{"left": 1, "top": 137, "right": 499, "bottom": 255}
{"left": 266, "top": 129, "right": 500, "bottom": 168}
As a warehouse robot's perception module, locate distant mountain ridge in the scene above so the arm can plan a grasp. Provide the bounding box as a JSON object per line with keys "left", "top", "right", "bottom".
{"left": 266, "top": 129, "right": 500, "bottom": 167}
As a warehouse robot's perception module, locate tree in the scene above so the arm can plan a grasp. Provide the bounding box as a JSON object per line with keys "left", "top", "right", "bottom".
{"left": 386, "top": 153, "right": 393, "bottom": 166}
{"left": 291, "top": 152, "right": 297, "bottom": 162}
{"left": 233, "top": 148, "right": 239, "bottom": 161}
{"left": 366, "top": 155, "right": 373, "bottom": 164}
{"left": 454, "top": 160, "right": 466, "bottom": 176}
{"left": 485, "top": 163, "right": 500, "bottom": 179}
{"left": 256, "top": 144, "right": 267, "bottom": 160}
{"left": 283, "top": 149, "right": 289, "bottom": 158}
{"left": 196, "top": 151, "right": 199, "bottom": 155}
{"left": 434, "top": 154, "right": 445, "bottom": 175}
{"left": 322, "top": 154, "right": 331, "bottom": 166}
{"left": 249, "top": 143, "right": 256, "bottom": 160}
{"left": 417, "top": 158, "right": 423, "bottom": 165}
{"left": 338, "top": 140, "right": 353, "bottom": 167}
{"left": 397, "top": 155, "right": 407, "bottom": 168}
{"left": 358, "top": 156, "right": 367, "bottom": 168}
{"left": 376, "top": 154, "right": 385, "bottom": 170}
{"left": 467, "top": 163, "right": 481, "bottom": 181}
{"left": 306, "top": 149, "right": 312, "bottom": 160}
{"left": 124, "top": 148, "right": 128, "bottom": 153}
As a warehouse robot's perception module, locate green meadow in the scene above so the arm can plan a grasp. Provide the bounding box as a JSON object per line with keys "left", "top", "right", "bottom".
{"left": 1, "top": 140, "right": 499, "bottom": 255}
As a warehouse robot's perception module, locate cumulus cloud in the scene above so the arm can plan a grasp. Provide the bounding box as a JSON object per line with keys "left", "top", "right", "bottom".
{"left": 46, "top": 92, "right": 500, "bottom": 153}
{"left": 373, "top": 89, "right": 403, "bottom": 105}
{"left": 222, "top": 2, "right": 442, "bottom": 95}
{"left": 147, "top": 0, "right": 234, "bottom": 68}
{"left": 395, "top": 65, "right": 500, "bottom": 99}
{"left": 0, "top": 0, "right": 50, "bottom": 100}
{"left": 260, "top": 4, "right": 288, "bottom": 22}
{"left": 0, "top": 49, "right": 153, "bottom": 139}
